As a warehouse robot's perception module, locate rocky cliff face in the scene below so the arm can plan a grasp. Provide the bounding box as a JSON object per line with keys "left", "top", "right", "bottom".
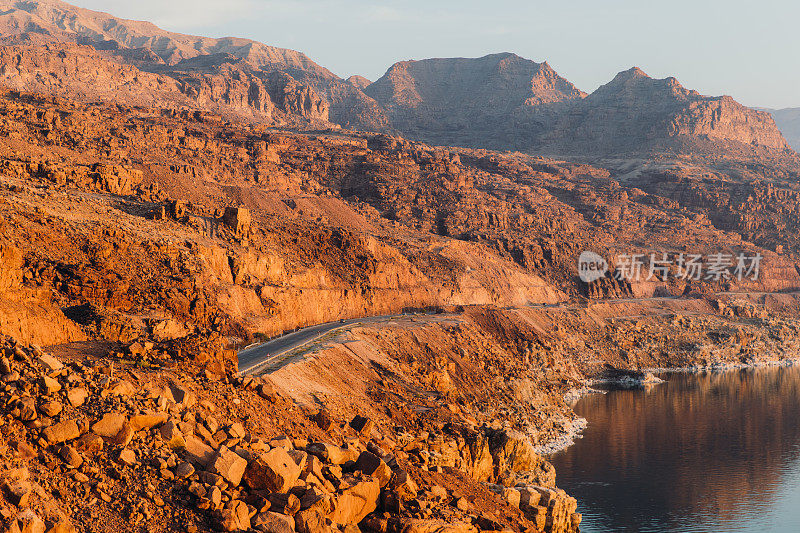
{"left": 541, "top": 67, "right": 790, "bottom": 155}
{"left": 0, "top": 1, "right": 335, "bottom": 125}
{"left": 0, "top": 42, "right": 331, "bottom": 125}
{"left": 361, "top": 60, "right": 790, "bottom": 155}
{"left": 0, "top": 0, "right": 334, "bottom": 75}
{"left": 363, "top": 53, "right": 585, "bottom": 148}
{"left": 0, "top": 242, "right": 85, "bottom": 346}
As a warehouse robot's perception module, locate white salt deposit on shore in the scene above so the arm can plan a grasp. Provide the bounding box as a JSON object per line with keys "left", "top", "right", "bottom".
{"left": 535, "top": 416, "right": 589, "bottom": 456}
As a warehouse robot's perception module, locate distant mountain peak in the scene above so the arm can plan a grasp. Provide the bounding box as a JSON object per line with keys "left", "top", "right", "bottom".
{"left": 0, "top": 0, "right": 789, "bottom": 157}
{"left": 345, "top": 75, "right": 371, "bottom": 90}
{"left": 620, "top": 66, "right": 649, "bottom": 78}
{"left": 0, "top": 0, "right": 336, "bottom": 78}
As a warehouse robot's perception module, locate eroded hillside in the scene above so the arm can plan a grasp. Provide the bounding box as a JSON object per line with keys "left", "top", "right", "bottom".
{"left": 0, "top": 11, "right": 797, "bottom": 531}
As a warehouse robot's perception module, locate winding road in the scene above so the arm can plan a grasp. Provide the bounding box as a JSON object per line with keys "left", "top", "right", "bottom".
{"left": 238, "top": 292, "right": 766, "bottom": 375}
{"left": 237, "top": 314, "right": 403, "bottom": 375}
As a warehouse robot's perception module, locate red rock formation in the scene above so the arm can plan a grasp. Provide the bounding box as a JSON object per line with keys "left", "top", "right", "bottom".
{"left": 0, "top": 2, "right": 790, "bottom": 157}
{"left": 543, "top": 67, "right": 790, "bottom": 155}
{"left": 363, "top": 53, "right": 585, "bottom": 148}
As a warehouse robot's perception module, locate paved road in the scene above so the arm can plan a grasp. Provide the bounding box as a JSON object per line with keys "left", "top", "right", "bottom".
{"left": 236, "top": 294, "right": 717, "bottom": 375}
{"left": 237, "top": 314, "right": 402, "bottom": 375}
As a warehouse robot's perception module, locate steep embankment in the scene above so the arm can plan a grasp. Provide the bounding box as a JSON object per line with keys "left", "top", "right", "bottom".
{"left": 266, "top": 294, "right": 800, "bottom": 457}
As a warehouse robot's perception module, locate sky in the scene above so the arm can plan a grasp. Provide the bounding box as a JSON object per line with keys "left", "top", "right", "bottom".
{"left": 69, "top": 0, "right": 800, "bottom": 109}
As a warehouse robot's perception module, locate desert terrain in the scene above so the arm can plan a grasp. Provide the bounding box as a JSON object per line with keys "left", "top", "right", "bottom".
{"left": 0, "top": 1, "right": 799, "bottom": 533}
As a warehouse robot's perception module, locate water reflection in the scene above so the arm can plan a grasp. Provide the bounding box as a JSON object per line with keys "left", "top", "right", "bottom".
{"left": 550, "top": 366, "right": 800, "bottom": 533}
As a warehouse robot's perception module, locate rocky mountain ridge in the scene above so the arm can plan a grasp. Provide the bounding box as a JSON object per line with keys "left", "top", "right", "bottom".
{"left": 0, "top": 0, "right": 790, "bottom": 157}
{"left": 0, "top": 0, "right": 333, "bottom": 74}
{"left": 538, "top": 67, "right": 790, "bottom": 155}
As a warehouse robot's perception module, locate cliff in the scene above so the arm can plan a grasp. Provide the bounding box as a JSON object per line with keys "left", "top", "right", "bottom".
{"left": 0, "top": 0, "right": 333, "bottom": 75}
{"left": 363, "top": 53, "right": 585, "bottom": 148}
{"left": 362, "top": 60, "right": 790, "bottom": 155}
{"left": 541, "top": 67, "right": 790, "bottom": 155}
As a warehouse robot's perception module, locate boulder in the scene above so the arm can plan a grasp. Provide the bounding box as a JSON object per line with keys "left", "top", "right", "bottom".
{"left": 14, "top": 397, "right": 37, "bottom": 421}
{"left": 387, "top": 468, "right": 418, "bottom": 500}
{"left": 349, "top": 415, "right": 374, "bottom": 438}
{"left": 41, "top": 376, "right": 61, "bottom": 394}
{"left": 42, "top": 420, "right": 80, "bottom": 445}
{"left": 110, "top": 422, "right": 134, "bottom": 446}
{"left": 252, "top": 511, "right": 295, "bottom": 533}
{"left": 67, "top": 388, "right": 88, "bottom": 407}
{"left": 169, "top": 380, "right": 196, "bottom": 407}
{"left": 314, "top": 410, "right": 332, "bottom": 431}
{"left": 13, "top": 511, "right": 46, "bottom": 533}
{"left": 118, "top": 449, "right": 136, "bottom": 467}
{"left": 184, "top": 435, "right": 215, "bottom": 466}
{"left": 328, "top": 477, "right": 380, "bottom": 525}
{"left": 39, "top": 401, "right": 62, "bottom": 418}
{"left": 294, "top": 509, "right": 329, "bottom": 533}
{"left": 210, "top": 446, "right": 248, "bottom": 486}
{"left": 352, "top": 452, "right": 392, "bottom": 487}
{"left": 306, "top": 443, "right": 359, "bottom": 465}
{"left": 175, "top": 462, "right": 195, "bottom": 479}
{"left": 266, "top": 493, "right": 300, "bottom": 516}
{"left": 36, "top": 354, "right": 63, "bottom": 374}
{"left": 217, "top": 500, "right": 251, "bottom": 532}
{"left": 91, "top": 413, "right": 128, "bottom": 439}
{"left": 244, "top": 447, "right": 301, "bottom": 493}
{"left": 4, "top": 480, "right": 32, "bottom": 506}
{"left": 58, "top": 445, "right": 83, "bottom": 468}
{"left": 129, "top": 411, "right": 168, "bottom": 431}
{"left": 74, "top": 433, "right": 104, "bottom": 455}
{"left": 159, "top": 420, "right": 187, "bottom": 450}
{"left": 106, "top": 379, "right": 136, "bottom": 397}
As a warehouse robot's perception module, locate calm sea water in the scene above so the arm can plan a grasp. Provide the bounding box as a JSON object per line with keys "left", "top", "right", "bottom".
{"left": 550, "top": 366, "right": 800, "bottom": 533}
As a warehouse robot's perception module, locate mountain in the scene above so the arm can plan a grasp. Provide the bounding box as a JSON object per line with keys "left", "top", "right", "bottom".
{"left": 363, "top": 53, "right": 585, "bottom": 148}
{"left": 539, "top": 67, "right": 790, "bottom": 155}
{"left": 0, "top": 0, "right": 789, "bottom": 157}
{"left": 0, "top": 0, "right": 355, "bottom": 125}
{"left": 0, "top": 0, "right": 333, "bottom": 75}
{"left": 766, "top": 108, "right": 800, "bottom": 151}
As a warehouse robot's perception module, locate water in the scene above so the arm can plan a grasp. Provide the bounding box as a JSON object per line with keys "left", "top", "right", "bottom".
{"left": 549, "top": 366, "right": 800, "bottom": 533}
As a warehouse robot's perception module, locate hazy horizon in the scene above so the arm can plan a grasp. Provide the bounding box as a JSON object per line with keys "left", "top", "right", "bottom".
{"left": 68, "top": 0, "right": 800, "bottom": 110}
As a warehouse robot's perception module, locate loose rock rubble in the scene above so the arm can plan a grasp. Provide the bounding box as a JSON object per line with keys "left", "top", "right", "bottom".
{"left": 0, "top": 337, "right": 581, "bottom": 533}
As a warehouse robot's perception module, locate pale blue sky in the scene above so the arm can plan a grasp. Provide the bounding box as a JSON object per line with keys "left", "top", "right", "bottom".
{"left": 70, "top": 0, "right": 799, "bottom": 109}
